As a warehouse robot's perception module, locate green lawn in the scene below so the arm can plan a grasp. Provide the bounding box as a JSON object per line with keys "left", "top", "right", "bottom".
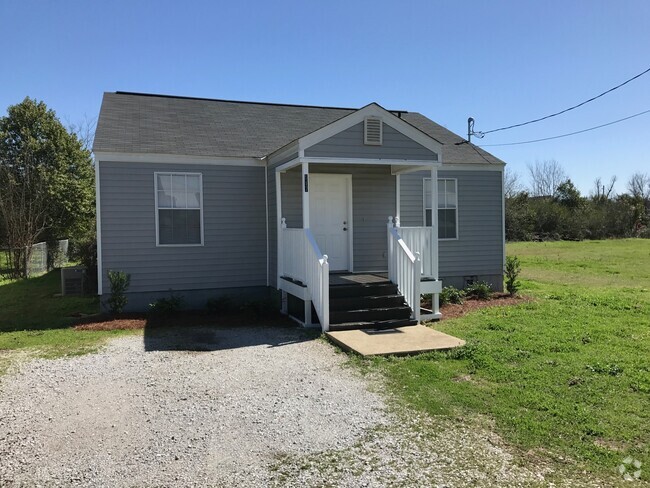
{"left": 0, "top": 270, "right": 135, "bottom": 373}
{"left": 366, "top": 239, "right": 650, "bottom": 482}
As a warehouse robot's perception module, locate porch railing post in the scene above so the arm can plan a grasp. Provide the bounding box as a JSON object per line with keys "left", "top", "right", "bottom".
{"left": 387, "top": 216, "right": 394, "bottom": 282}
{"left": 414, "top": 251, "right": 421, "bottom": 322}
{"left": 322, "top": 255, "right": 329, "bottom": 332}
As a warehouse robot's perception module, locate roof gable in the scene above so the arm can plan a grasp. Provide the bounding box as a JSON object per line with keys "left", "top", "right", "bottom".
{"left": 297, "top": 103, "right": 441, "bottom": 160}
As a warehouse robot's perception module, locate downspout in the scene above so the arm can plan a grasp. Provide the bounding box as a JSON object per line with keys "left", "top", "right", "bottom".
{"left": 263, "top": 156, "right": 269, "bottom": 287}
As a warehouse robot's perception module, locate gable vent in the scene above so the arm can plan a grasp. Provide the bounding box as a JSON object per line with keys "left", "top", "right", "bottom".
{"left": 364, "top": 117, "right": 383, "bottom": 145}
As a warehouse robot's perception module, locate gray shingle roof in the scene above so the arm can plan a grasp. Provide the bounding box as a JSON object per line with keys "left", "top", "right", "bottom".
{"left": 93, "top": 92, "right": 504, "bottom": 165}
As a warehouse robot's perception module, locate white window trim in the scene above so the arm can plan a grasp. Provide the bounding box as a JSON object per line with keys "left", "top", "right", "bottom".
{"left": 154, "top": 172, "right": 205, "bottom": 247}
{"left": 423, "top": 177, "right": 459, "bottom": 241}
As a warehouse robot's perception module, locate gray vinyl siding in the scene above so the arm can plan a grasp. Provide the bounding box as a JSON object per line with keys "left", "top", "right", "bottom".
{"left": 275, "top": 164, "right": 396, "bottom": 273}
{"left": 400, "top": 169, "right": 504, "bottom": 288}
{"left": 304, "top": 122, "right": 436, "bottom": 160}
{"left": 99, "top": 161, "right": 267, "bottom": 294}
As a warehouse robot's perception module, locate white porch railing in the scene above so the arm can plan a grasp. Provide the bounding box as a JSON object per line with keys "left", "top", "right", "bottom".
{"left": 280, "top": 218, "right": 330, "bottom": 331}
{"left": 387, "top": 219, "right": 421, "bottom": 322}
{"left": 304, "top": 229, "right": 330, "bottom": 331}
{"left": 281, "top": 221, "right": 306, "bottom": 282}
{"left": 397, "top": 224, "right": 433, "bottom": 277}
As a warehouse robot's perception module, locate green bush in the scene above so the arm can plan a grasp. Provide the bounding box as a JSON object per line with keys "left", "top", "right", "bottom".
{"left": 505, "top": 255, "right": 522, "bottom": 296}
{"left": 149, "top": 294, "right": 185, "bottom": 316}
{"left": 107, "top": 270, "right": 130, "bottom": 314}
{"left": 440, "top": 286, "right": 465, "bottom": 306}
{"left": 206, "top": 295, "right": 237, "bottom": 314}
{"left": 464, "top": 281, "right": 492, "bottom": 300}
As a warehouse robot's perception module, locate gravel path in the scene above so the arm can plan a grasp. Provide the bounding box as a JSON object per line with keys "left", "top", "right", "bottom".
{"left": 0, "top": 325, "right": 590, "bottom": 487}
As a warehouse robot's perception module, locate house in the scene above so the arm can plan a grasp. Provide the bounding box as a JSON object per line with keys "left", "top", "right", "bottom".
{"left": 92, "top": 92, "right": 505, "bottom": 331}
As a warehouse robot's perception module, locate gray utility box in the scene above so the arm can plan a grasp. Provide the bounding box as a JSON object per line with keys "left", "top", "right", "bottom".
{"left": 61, "top": 266, "right": 86, "bottom": 296}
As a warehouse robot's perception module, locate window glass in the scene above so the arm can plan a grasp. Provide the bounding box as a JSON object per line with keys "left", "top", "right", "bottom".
{"left": 424, "top": 178, "right": 457, "bottom": 239}
{"left": 156, "top": 173, "right": 202, "bottom": 245}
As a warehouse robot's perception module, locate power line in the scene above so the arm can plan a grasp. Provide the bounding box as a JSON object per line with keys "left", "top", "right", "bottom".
{"left": 479, "top": 108, "right": 650, "bottom": 147}
{"left": 474, "top": 65, "right": 650, "bottom": 136}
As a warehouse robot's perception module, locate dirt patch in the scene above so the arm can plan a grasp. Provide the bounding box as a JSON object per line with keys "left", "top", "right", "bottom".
{"left": 422, "top": 293, "right": 531, "bottom": 321}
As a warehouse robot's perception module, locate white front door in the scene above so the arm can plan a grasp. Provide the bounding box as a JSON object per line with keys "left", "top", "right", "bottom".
{"left": 310, "top": 174, "right": 351, "bottom": 272}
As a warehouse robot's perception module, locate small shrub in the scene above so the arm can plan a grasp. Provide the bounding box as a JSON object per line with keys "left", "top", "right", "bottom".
{"left": 206, "top": 295, "right": 237, "bottom": 314}
{"left": 149, "top": 294, "right": 185, "bottom": 316}
{"left": 505, "top": 255, "right": 522, "bottom": 296}
{"left": 464, "top": 281, "right": 492, "bottom": 300}
{"left": 440, "top": 286, "right": 465, "bottom": 306}
{"left": 107, "top": 270, "right": 130, "bottom": 314}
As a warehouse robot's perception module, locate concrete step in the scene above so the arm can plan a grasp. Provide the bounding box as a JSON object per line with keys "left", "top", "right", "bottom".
{"left": 328, "top": 318, "right": 418, "bottom": 332}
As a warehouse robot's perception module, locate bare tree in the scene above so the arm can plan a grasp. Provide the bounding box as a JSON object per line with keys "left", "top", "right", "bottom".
{"left": 67, "top": 115, "right": 96, "bottom": 151}
{"left": 527, "top": 159, "right": 567, "bottom": 197}
{"left": 0, "top": 158, "right": 52, "bottom": 278}
{"left": 591, "top": 175, "right": 617, "bottom": 202}
{"left": 504, "top": 168, "right": 523, "bottom": 198}
{"left": 627, "top": 172, "right": 650, "bottom": 201}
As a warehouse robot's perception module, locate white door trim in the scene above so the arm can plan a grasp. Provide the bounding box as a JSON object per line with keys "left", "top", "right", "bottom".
{"left": 309, "top": 173, "right": 354, "bottom": 272}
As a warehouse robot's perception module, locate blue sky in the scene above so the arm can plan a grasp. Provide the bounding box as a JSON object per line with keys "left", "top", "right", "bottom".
{"left": 1, "top": 0, "right": 649, "bottom": 193}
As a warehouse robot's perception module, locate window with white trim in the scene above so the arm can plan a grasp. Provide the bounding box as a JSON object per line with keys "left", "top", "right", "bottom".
{"left": 424, "top": 178, "right": 458, "bottom": 239}
{"left": 155, "top": 173, "right": 203, "bottom": 245}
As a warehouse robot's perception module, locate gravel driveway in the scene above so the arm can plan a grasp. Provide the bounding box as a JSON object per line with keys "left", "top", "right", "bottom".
{"left": 0, "top": 325, "right": 579, "bottom": 487}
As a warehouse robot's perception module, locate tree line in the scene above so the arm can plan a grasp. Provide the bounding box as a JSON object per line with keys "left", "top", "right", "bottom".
{"left": 0, "top": 98, "right": 95, "bottom": 279}
{"left": 505, "top": 160, "right": 650, "bottom": 241}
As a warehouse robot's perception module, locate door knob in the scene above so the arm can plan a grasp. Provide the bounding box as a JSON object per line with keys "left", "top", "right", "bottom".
{"left": 343, "top": 227, "right": 348, "bottom": 231}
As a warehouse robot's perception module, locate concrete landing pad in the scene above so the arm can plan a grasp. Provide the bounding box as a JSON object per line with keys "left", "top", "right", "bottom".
{"left": 326, "top": 325, "right": 466, "bottom": 357}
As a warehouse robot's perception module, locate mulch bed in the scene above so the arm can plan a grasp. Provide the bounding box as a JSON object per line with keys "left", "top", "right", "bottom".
{"left": 71, "top": 294, "right": 530, "bottom": 331}
{"left": 422, "top": 293, "right": 531, "bottom": 321}
{"left": 72, "top": 311, "right": 295, "bottom": 331}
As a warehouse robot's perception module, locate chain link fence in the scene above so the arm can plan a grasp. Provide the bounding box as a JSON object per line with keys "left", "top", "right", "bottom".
{"left": 1, "top": 239, "right": 69, "bottom": 278}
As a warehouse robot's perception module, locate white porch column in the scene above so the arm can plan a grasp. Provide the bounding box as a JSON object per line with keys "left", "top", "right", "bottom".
{"left": 431, "top": 166, "right": 440, "bottom": 317}
{"left": 302, "top": 162, "right": 313, "bottom": 326}
{"left": 302, "top": 162, "right": 310, "bottom": 229}
{"left": 430, "top": 166, "right": 439, "bottom": 281}
{"left": 395, "top": 174, "right": 401, "bottom": 223}
{"left": 276, "top": 170, "right": 283, "bottom": 288}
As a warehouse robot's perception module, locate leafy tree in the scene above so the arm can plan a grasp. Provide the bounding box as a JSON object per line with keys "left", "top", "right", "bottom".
{"left": 0, "top": 98, "right": 94, "bottom": 277}
{"left": 554, "top": 179, "right": 582, "bottom": 209}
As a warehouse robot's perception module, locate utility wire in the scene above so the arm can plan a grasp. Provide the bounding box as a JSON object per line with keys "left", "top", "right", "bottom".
{"left": 479, "top": 108, "right": 650, "bottom": 147}
{"left": 474, "top": 66, "right": 650, "bottom": 136}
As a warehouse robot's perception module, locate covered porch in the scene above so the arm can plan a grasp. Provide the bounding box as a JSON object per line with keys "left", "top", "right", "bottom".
{"left": 275, "top": 158, "right": 443, "bottom": 331}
